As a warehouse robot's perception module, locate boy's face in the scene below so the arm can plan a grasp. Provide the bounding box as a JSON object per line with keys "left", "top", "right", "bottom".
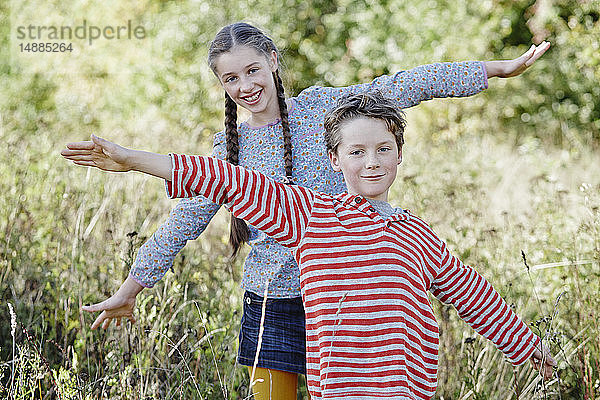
{"left": 328, "top": 116, "right": 402, "bottom": 202}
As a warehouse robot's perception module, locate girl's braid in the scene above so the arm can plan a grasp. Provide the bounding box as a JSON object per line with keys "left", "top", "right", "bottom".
{"left": 225, "top": 92, "right": 240, "bottom": 165}
{"left": 224, "top": 92, "right": 249, "bottom": 256}
{"left": 273, "top": 70, "right": 293, "bottom": 183}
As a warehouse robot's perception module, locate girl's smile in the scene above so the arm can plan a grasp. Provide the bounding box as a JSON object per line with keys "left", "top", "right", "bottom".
{"left": 240, "top": 89, "right": 263, "bottom": 105}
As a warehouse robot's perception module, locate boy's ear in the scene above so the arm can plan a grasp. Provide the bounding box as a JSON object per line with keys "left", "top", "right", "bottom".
{"left": 397, "top": 147, "right": 403, "bottom": 165}
{"left": 328, "top": 150, "right": 342, "bottom": 172}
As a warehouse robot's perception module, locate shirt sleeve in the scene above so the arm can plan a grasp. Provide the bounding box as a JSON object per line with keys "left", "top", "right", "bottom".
{"left": 128, "top": 132, "right": 226, "bottom": 288}
{"left": 298, "top": 61, "right": 487, "bottom": 110}
{"left": 429, "top": 241, "right": 542, "bottom": 366}
{"left": 166, "top": 155, "right": 315, "bottom": 250}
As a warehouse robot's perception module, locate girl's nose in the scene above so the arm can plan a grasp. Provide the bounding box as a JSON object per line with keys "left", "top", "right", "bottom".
{"left": 239, "top": 77, "right": 254, "bottom": 92}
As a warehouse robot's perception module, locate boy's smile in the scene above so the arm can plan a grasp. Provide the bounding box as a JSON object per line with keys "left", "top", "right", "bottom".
{"left": 328, "top": 116, "right": 402, "bottom": 202}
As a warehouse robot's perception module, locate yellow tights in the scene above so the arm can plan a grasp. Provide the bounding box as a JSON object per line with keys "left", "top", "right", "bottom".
{"left": 247, "top": 367, "right": 298, "bottom": 400}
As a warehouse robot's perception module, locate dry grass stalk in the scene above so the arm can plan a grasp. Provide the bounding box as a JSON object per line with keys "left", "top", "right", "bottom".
{"left": 248, "top": 280, "right": 270, "bottom": 398}
{"left": 322, "top": 292, "right": 347, "bottom": 392}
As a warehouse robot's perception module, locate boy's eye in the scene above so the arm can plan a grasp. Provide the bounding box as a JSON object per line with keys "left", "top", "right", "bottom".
{"left": 249, "top": 67, "right": 259, "bottom": 74}
{"left": 349, "top": 150, "right": 363, "bottom": 156}
{"left": 379, "top": 147, "right": 391, "bottom": 152}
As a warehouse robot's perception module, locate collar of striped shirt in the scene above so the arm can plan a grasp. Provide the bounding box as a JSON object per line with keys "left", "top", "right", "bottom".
{"left": 332, "top": 193, "right": 411, "bottom": 223}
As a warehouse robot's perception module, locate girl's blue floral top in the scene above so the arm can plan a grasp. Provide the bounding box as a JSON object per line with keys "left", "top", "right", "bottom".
{"left": 130, "top": 61, "right": 488, "bottom": 298}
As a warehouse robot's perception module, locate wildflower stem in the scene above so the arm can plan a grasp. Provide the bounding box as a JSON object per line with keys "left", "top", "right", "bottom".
{"left": 249, "top": 281, "right": 270, "bottom": 398}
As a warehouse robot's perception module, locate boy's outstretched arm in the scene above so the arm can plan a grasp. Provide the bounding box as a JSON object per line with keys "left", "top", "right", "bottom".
{"left": 484, "top": 41, "right": 550, "bottom": 78}
{"left": 430, "top": 240, "right": 557, "bottom": 380}
{"left": 64, "top": 136, "right": 315, "bottom": 247}
{"left": 63, "top": 136, "right": 172, "bottom": 329}
{"left": 61, "top": 135, "right": 172, "bottom": 179}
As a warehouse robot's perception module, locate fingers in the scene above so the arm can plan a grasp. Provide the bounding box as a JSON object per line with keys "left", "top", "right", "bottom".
{"left": 525, "top": 41, "right": 551, "bottom": 67}
{"left": 82, "top": 297, "right": 137, "bottom": 330}
{"left": 82, "top": 298, "right": 112, "bottom": 313}
{"left": 541, "top": 362, "right": 553, "bottom": 380}
{"left": 62, "top": 142, "right": 104, "bottom": 163}
{"left": 72, "top": 161, "right": 99, "bottom": 167}
{"left": 65, "top": 141, "right": 95, "bottom": 150}
{"left": 531, "top": 345, "right": 557, "bottom": 380}
{"left": 61, "top": 149, "right": 95, "bottom": 158}
{"left": 62, "top": 154, "right": 98, "bottom": 163}
{"left": 523, "top": 44, "right": 536, "bottom": 59}
{"left": 91, "top": 315, "right": 135, "bottom": 330}
{"left": 91, "top": 311, "right": 108, "bottom": 330}
{"left": 513, "top": 44, "right": 535, "bottom": 65}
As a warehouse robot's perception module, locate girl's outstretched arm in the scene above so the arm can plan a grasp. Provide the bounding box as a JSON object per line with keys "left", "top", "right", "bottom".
{"left": 61, "top": 135, "right": 171, "bottom": 179}
{"left": 484, "top": 41, "right": 550, "bottom": 78}
{"left": 307, "top": 42, "right": 550, "bottom": 115}
{"left": 81, "top": 276, "right": 143, "bottom": 329}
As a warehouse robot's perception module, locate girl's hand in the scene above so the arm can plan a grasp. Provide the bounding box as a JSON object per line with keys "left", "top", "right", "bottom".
{"left": 484, "top": 41, "right": 550, "bottom": 78}
{"left": 82, "top": 276, "right": 144, "bottom": 330}
{"left": 61, "top": 135, "right": 132, "bottom": 172}
{"left": 530, "top": 343, "right": 557, "bottom": 380}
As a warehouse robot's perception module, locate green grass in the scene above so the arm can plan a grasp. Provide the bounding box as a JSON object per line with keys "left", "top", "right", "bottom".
{"left": 1, "top": 2, "right": 599, "bottom": 397}
{"left": 2, "top": 109, "right": 599, "bottom": 398}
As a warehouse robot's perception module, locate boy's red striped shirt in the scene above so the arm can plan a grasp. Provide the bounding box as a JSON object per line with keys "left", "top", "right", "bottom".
{"left": 167, "top": 154, "right": 541, "bottom": 400}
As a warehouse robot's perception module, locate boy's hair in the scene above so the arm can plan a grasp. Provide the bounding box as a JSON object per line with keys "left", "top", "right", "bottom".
{"left": 208, "top": 22, "right": 292, "bottom": 257}
{"left": 324, "top": 91, "right": 406, "bottom": 153}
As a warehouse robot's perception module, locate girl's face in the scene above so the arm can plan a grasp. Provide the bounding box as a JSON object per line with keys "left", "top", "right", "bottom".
{"left": 328, "top": 117, "right": 402, "bottom": 202}
{"left": 214, "top": 45, "right": 279, "bottom": 126}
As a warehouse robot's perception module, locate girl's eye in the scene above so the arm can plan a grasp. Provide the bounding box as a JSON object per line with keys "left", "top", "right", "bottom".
{"left": 249, "top": 67, "right": 259, "bottom": 74}
{"left": 225, "top": 76, "right": 237, "bottom": 83}
{"left": 379, "top": 147, "right": 391, "bottom": 152}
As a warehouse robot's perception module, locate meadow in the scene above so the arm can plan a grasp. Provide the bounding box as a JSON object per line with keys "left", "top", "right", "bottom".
{"left": 1, "top": 1, "right": 599, "bottom": 399}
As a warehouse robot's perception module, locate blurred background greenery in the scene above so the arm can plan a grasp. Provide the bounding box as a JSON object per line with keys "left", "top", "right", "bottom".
{"left": 1, "top": 0, "right": 599, "bottom": 399}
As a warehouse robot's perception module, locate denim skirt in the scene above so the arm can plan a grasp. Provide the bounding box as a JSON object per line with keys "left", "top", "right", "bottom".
{"left": 237, "top": 291, "right": 307, "bottom": 375}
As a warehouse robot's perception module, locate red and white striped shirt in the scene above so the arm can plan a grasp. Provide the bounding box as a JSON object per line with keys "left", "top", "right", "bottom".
{"left": 167, "top": 155, "right": 541, "bottom": 400}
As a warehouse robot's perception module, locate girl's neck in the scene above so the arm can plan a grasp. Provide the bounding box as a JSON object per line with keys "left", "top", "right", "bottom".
{"left": 246, "top": 111, "right": 281, "bottom": 128}
{"left": 245, "top": 98, "right": 294, "bottom": 128}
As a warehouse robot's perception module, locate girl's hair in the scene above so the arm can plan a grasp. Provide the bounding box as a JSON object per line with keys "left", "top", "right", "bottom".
{"left": 323, "top": 91, "right": 407, "bottom": 153}
{"left": 208, "top": 22, "right": 293, "bottom": 257}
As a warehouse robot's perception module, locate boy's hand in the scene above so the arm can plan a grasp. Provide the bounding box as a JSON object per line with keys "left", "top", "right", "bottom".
{"left": 61, "top": 135, "right": 132, "bottom": 172}
{"left": 530, "top": 343, "right": 557, "bottom": 380}
{"left": 82, "top": 276, "right": 143, "bottom": 329}
{"left": 484, "top": 41, "right": 550, "bottom": 78}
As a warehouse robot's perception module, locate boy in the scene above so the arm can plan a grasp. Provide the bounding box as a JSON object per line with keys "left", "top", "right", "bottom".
{"left": 62, "top": 91, "right": 555, "bottom": 399}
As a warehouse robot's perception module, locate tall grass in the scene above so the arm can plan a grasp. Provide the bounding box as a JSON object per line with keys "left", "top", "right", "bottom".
{"left": 2, "top": 115, "right": 599, "bottom": 398}
{"left": 1, "top": 2, "right": 599, "bottom": 396}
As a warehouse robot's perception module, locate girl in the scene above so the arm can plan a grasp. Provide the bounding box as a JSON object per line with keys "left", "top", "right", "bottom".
{"left": 70, "top": 22, "right": 550, "bottom": 398}
{"left": 62, "top": 91, "right": 556, "bottom": 399}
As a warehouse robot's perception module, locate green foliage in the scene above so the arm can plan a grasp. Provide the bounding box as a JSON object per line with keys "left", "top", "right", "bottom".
{"left": 1, "top": 0, "right": 599, "bottom": 399}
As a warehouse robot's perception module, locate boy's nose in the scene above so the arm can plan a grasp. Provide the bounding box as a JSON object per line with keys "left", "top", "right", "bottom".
{"left": 365, "top": 155, "right": 381, "bottom": 169}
